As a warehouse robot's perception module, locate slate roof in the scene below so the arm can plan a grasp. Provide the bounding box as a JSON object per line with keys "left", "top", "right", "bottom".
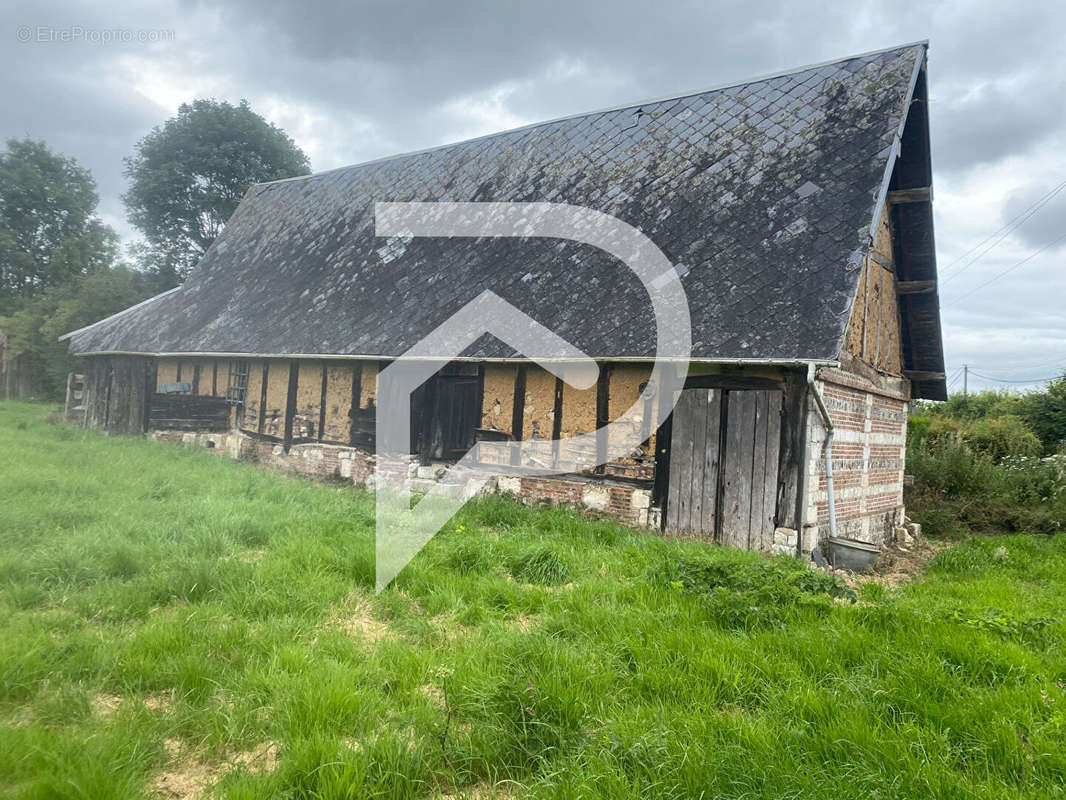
{"left": 67, "top": 43, "right": 939, "bottom": 385}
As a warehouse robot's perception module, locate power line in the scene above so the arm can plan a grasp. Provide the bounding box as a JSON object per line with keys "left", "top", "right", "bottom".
{"left": 969, "top": 359, "right": 1066, "bottom": 374}
{"left": 969, "top": 370, "right": 1063, "bottom": 384}
{"left": 940, "top": 178, "right": 1066, "bottom": 282}
{"left": 945, "top": 229, "right": 1066, "bottom": 306}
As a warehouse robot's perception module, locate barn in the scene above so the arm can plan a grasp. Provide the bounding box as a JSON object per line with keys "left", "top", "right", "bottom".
{"left": 61, "top": 42, "right": 944, "bottom": 557}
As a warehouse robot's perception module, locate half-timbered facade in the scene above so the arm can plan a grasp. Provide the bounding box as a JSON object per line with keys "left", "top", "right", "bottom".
{"left": 62, "top": 43, "right": 945, "bottom": 556}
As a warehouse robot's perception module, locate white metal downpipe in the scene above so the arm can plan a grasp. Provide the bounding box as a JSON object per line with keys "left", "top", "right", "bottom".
{"left": 807, "top": 363, "right": 838, "bottom": 542}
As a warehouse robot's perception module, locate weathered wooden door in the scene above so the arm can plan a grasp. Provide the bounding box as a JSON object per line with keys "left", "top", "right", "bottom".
{"left": 665, "top": 387, "right": 782, "bottom": 549}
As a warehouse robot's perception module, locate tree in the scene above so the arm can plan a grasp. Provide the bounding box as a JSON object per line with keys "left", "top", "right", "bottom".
{"left": 0, "top": 139, "right": 117, "bottom": 313}
{"left": 0, "top": 266, "right": 156, "bottom": 399}
{"left": 123, "top": 99, "right": 310, "bottom": 285}
{"left": 1017, "top": 374, "right": 1066, "bottom": 454}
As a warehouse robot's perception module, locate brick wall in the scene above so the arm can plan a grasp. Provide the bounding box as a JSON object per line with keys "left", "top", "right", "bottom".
{"left": 803, "top": 376, "right": 907, "bottom": 551}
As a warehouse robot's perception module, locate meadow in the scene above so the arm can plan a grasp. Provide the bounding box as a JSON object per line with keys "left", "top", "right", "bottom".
{"left": 1, "top": 401, "right": 1064, "bottom": 799}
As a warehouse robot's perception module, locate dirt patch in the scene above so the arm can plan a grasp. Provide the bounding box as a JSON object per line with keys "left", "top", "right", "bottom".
{"left": 419, "top": 683, "right": 446, "bottom": 711}
{"left": 232, "top": 740, "right": 279, "bottom": 774}
{"left": 327, "top": 591, "right": 390, "bottom": 644}
{"left": 144, "top": 691, "right": 174, "bottom": 713}
{"left": 151, "top": 741, "right": 217, "bottom": 800}
{"left": 151, "top": 740, "right": 279, "bottom": 799}
{"left": 91, "top": 693, "right": 124, "bottom": 717}
{"left": 430, "top": 780, "right": 520, "bottom": 799}
{"left": 221, "top": 548, "right": 266, "bottom": 565}
{"left": 831, "top": 536, "right": 952, "bottom": 590}
{"left": 510, "top": 614, "right": 538, "bottom": 633}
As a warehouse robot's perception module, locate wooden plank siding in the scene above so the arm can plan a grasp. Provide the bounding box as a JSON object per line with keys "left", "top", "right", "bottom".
{"left": 664, "top": 383, "right": 786, "bottom": 550}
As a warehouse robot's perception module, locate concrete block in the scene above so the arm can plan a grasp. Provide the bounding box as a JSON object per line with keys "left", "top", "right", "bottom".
{"left": 774, "top": 527, "right": 798, "bottom": 548}
{"left": 630, "top": 489, "right": 652, "bottom": 510}
{"left": 647, "top": 507, "right": 662, "bottom": 529}
{"left": 582, "top": 485, "right": 611, "bottom": 511}
{"left": 497, "top": 475, "right": 522, "bottom": 495}
{"left": 894, "top": 526, "right": 914, "bottom": 547}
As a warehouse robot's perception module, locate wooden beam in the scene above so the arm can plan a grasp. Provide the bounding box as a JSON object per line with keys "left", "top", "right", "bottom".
{"left": 682, "top": 375, "right": 782, "bottom": 391}
{"left": 283, "top": 359, "right": 299, "bottom": 451}
{"left": 903, "top": 369, "right": 946, "bottom": 382}
{"left": 551, "top": 375, "right": 564, "bottom": 470}
{"left": 510, "top": 365, "right": 527, "bottom": 466}
{"left": 887, "top": 187, "right": 930, "bottom": 205}
{"left": 317, "top": 362, "right": 328, "bottom": 442}
{"left": 257, "top": 362, "right": 268, "bottom": 435}
{"left": 869, "top": 249, "right": 893, "bottom": 270}
{"left": 143, "top": 359, "right": 155, "bottom": 434}
{"left": 348, "top": 363, "right": 363, "bottom": 447}
{"left": 897, "top": 279, "right": 937, "bottom": 295}
{"left": 595, "top": 364, "right": 611, "bottom": 475}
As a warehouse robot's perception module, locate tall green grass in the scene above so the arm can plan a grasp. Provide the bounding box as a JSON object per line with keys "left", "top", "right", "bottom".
{"left": 1, "top": 401, "right": 1065, "bottom": 798}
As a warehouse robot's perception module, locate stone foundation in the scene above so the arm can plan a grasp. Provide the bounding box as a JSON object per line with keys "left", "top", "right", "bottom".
{"left": 150, "top": 429, "right": 654, "bottom": 528}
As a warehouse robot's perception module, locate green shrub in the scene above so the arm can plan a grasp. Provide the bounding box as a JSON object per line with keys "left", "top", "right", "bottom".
{"left": 967, "top": 415, "right": 1042, "bottom": 462}
{"left": 508, "top": 545, "right": 571, "bottom": 585}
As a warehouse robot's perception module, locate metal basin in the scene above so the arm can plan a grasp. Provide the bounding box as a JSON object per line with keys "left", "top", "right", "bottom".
{"left": 828, "top": 537, "right": 881, "bottom": 572}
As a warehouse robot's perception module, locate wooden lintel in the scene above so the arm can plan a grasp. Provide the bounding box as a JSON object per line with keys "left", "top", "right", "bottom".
{"left": 903, "top": 369, "right": 945, "bottom": 382}
{"left": 897, "top": 280, "right": 937, "bottom": 295}
{"left": 887, "top": 187, "right": 931, "bottom": 205}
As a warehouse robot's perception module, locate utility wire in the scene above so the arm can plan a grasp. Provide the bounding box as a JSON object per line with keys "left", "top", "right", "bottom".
{"left": 945, "top": 229, "right": 1066, "bottom": 306}
{"left": 941, "top": 178, "right": 1066, "bottom": 282}
{"left": 969, "top": 370, "right": 1063, "bottom": 384}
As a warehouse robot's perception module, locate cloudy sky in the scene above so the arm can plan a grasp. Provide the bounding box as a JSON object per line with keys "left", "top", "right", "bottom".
{"left": 3, "top": 0, "right": 1064, "bottom": 393}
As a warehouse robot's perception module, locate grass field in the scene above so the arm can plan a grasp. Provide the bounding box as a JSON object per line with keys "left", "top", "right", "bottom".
{"left": 1, "top": 401, "right": 1065, "bottom": 799}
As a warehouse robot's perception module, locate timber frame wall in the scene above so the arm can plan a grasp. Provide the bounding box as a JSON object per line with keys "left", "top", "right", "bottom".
{"left": 74, "top": 350, "right": 911, "bottom": 553}
{"left": 73, "top": 353, "right": 821, "bottom": 545}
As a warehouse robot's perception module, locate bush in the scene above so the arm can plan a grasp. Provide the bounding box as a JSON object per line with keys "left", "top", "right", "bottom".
{"left": 906, "top": 414, "right": 1066, "bottom": 536}
{"left": 967, "top": 416, "right": 1042, "bottom": 462}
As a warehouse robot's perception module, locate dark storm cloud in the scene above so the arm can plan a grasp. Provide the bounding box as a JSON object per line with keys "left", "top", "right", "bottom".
{"left": 3, "top": 0, "right": 1066, "bottom": 387}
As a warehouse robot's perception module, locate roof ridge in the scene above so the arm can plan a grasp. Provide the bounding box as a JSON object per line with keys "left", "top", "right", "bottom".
{"left": 257, "top": 40, "right": 928, "bottom": 190}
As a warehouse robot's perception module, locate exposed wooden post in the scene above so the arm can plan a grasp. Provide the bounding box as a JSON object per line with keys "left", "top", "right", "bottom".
{"left": 551, "top": 375, "right": 564, "bottom": 470}
{"left": 283, "top": 359, "right": 299, "bottom": 451}
{"left": 257, "top": 362, "right": 269, "bottom": 435}
{"left": 510, "top": 365, "right": 527, "bottom": 465}
{"left": 64, "top": 371, "right": 76, "bottom": 418}
{"left": 348, "top": 364, "right": 363, "bottom": 447}
{"left": 317, "top": 362, "right": 328, "bottom": 442}
{"left": 595, "top": 363, "right": 611, "bottom": 475}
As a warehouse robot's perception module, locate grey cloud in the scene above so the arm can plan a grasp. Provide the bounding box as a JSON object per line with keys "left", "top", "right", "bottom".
{"left": 4, "top": 0, "right": 1066, "bottom": 384}
{"left": 1001, "top": 181, "right": 1066, "bottom": 251}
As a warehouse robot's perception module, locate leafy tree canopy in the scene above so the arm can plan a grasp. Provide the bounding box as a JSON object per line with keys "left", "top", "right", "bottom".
{"left": 1, "top": 266, "right": 157, "bottom": 399}
{"left": 123, "top": 99, "right": 310, "bottom": 285}
{"left": 0, "top": 139, "right": 117, "bottom": 313}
